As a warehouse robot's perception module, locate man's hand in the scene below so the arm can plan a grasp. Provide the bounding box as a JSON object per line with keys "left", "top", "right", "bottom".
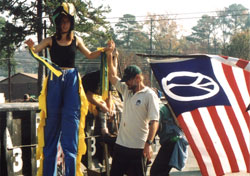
{"left": 113, "top": 48, "right": 119, "bottom": 58}
{"left": 105, "top": 40, "right": 115, "bottom": 55}
{"left": 107, "top": 102, "right": 116, "bottom": 118}
{"left": 143, "top": 143, "right": 153, "bottom": 161}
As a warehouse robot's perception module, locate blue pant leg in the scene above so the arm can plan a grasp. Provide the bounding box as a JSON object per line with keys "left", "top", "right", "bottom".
{"left": 61, "top": 69, "right": 81, "bottom": 176}
{"left": 43, "top": 74, "right": 63, "bottom": 176}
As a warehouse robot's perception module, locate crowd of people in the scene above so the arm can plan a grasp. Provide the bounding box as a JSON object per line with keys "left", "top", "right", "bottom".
{"left": 25, "top": 2, "right": 188, "bottom": 176}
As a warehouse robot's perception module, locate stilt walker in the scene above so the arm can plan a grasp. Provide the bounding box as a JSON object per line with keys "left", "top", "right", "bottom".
{"left": 25, "top": 2, "right": 115, "bottom": 176}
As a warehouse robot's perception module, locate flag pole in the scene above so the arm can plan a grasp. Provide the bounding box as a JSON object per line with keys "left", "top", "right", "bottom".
{"left": 164, "top": 101, "right": 181, "bottom": 128}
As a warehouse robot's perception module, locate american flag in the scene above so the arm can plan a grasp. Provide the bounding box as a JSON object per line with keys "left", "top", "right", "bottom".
{"left": 150, "top": 55, "right": 250, "bottom": 176}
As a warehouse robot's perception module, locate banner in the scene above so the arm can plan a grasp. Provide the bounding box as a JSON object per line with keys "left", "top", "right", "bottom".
{"left": 150, "top": 55, "right": 250, "bottom": 176}
{"left": 99, "top": 50, "right": 109, "bottom": 100}
{"left": 29, "top": 49, "right": 62, "bottom": 77}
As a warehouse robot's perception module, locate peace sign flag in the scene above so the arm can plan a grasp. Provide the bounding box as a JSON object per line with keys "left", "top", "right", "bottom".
{"left": 150, "top": 55, "right": 250, "bottom": 176}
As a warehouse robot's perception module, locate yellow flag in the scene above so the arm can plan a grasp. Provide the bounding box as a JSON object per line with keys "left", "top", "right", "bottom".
{"left": 29, "top": 49, "right": 62, "bottom": 77}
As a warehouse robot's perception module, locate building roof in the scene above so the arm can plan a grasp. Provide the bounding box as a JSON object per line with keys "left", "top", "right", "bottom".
{"left": 19, "top": 73, "right": 38, "bottom": 79}
{"left": 0, "top": 72, "right": 38, "bottom": 84}
{"left": 0, "top": 76, "right": 6, "bottom": 82}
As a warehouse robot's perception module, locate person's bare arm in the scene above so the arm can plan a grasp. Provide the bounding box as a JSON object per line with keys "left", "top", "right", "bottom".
{"left": 143, "top": 120, "right": 159, "bottom": 160}
{"left": 76, "top": 36, "right": 114, "bottom": 59}
{"left": 112, "top": 49, "right": 118, "bottom": 69}
{"left": 107, "top": 49, "right": 119, "bottom": 86}
{"left": 106, "top": 91, "right": 112, "bottom": 109}
{"left": 76, "top": 36, "right": 102, "bottom": 59}
{"left": 25, "top": 37, "right": 52, "bottom": 53}
{"left": 105, "top": 91, "right": 116, "bottom": 116}
{"left": 86, "top": 91, "right": 109, "bottom": 113}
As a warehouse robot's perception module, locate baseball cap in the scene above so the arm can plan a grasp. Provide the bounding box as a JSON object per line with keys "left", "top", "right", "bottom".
{"left": 121, "top": 65, "right": 142, "bottom": 82}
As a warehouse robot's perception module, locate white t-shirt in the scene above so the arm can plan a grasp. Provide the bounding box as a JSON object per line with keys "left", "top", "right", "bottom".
{"left": 115, "top": 80, "right": 159, "bottom": 149}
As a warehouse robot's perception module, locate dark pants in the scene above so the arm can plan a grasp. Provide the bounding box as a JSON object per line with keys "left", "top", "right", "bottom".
{"left": 110, "top": 144, "right": 146, "bottom": 176}
{"left": 150, "top": 141, "right": 176, "bottom": 176}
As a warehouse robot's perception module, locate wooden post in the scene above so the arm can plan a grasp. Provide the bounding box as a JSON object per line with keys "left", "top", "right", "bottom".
{"left": 103, "top": 143, "right": 110, "bottom": 176}
{"left": 7, "top": 58, "right": 11, "bottom": 102}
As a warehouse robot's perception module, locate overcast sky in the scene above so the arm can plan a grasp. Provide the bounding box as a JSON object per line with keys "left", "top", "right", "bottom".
{"left": 100, "top": 0, "right": 249, "bottom": 17}
{"left": 94, "top": 0, "right": 250, "bottom": 35}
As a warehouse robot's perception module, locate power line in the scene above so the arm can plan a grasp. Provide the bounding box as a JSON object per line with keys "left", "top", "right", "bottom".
{"left": 106, "top": 13, "right": 250, "bottom": 24}
{"left": 8, "top": 9, "right": 250, "bottom": 25}
{"left": 105, "top": 9, "right": 249, "bottom": 20}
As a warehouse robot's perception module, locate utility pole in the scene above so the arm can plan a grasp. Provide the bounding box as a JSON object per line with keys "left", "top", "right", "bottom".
{"left": 7, "top": 58, "right": 11, "bottom": 102}
{"left": 150, "top": 18, "right": 153, "bottom": 55}
{"left": 37, "top": 0, "right": 43, "bottom": 95}
{"left": 44, "top": 20, "right": 48, "bottom": 77}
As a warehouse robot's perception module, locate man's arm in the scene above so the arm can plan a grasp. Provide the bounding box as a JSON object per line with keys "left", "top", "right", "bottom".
{"left": 147, "top": 120, "right": 159, "bottom": 143}
{"left": 143, "top": 120, "right": 159, "bottom": 160}
{"left": 107, "top": 50, "right": 119, "bottom": 86}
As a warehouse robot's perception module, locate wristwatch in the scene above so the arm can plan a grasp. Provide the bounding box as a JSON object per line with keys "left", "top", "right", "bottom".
{"left": 146, "top": 139, "right": 153, "bottom": 145}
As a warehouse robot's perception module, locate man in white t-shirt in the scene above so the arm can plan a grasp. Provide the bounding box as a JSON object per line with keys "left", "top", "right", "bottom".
{"left": 107, "top": 49, "right": 159, "bottom": 176}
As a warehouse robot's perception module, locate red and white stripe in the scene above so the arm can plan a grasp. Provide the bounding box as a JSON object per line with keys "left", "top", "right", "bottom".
{"left": 177, "top": 57, "right": 250, "bottom": 176}
{"left": 209, "top": 55, "right": 250, "bottom": 71}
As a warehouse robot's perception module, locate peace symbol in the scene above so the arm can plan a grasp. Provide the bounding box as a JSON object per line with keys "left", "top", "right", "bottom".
{"left": 161, "top": 71, "right": 220, "bottom": 101}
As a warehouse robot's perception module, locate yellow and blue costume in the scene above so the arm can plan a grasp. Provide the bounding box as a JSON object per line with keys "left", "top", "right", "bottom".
{"left": 30, "top": 2, "right": 88, "bottom": 176}
{"left": 36, "top": 72, "right": 88, "bottom": 176}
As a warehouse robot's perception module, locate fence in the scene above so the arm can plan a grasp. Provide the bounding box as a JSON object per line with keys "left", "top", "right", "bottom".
{"left": 0, "top": 102, "right": 38, "bottom": 176}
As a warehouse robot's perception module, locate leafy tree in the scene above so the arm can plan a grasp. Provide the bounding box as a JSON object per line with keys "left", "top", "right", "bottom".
{"left": 0, "top": 16, "right": 16, "bottom": 77}
{"left": 0, "top": 17, "right": 7, "bottom": 76}
{"left": 0, "top": 17, "right": 6, "bottom": 60}
{"left": 177, "top": 37, "right": 200, "bottom": 54}
{"left": 115, "top": 14, "right": 137, "bottom": 48}
{"left": 145, "top": 14, "right": 181, "bottom": 54}
{"left": 217, "top": 4, "right": 248, "bottom": 51}
{"left": 245, "top": 14, "right": 250, "bottom": 30}
{"left": 187, "top": 15, "right": 218, "bottom": 53}
{"left": 0, "top": 1, "right": 37, "bottom": 57}
{"left": 115, "top": 14, "right": 149, "bottom": 51}
{"left": 0, "top": 0, "right": 112, "bottom": 92}
{"left": 186, "top": 4, "right": 248, "bottom": 55}
{"left": 225, "top": 4, "right": 249, "bottom": 33}
{"left": 0, "top": 0, "right": 112, "bottom": 56}
{"left": 222, "top": 30, "right": 250, "bottom": 60}
{"left": 113, "top": 14, "right": 153, "bottom": 85}
{"left": 217, "top": 10, "right": 232, "bottom": 51}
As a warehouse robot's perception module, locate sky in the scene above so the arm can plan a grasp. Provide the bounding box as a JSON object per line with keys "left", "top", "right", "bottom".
{"left": 2, "top": 0, "right": 248, "bottom": 43}
{"left": 93, "top": 0, "right": 250, "bottom": 35}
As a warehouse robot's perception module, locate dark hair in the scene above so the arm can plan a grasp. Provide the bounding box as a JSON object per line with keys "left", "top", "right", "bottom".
{"left": 54, "top": 14, "right": 74, "bottom": 41}
{"left": 24, "top": 94, "right": 29, "bottom": 100}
